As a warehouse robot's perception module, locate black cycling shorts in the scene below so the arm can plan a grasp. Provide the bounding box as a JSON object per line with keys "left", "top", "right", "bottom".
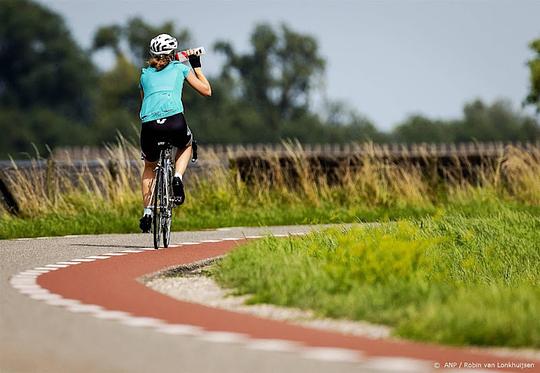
{"left": 140, "top": 112, "right": 193, "bottom": 162}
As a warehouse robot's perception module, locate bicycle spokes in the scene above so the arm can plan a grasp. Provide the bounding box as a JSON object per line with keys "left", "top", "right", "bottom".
{"left": 153, "top": 146, "right": 175, "bottom": 249}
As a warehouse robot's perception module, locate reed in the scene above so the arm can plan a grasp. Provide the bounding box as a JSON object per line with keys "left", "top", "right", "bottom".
{"left": 1, "top": 139, "right": 538, "bottom": 238}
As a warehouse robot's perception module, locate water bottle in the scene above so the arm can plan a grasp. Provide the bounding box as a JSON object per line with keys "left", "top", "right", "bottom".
{"left": 174, "top": 47, "right": 206, "bottom": 62}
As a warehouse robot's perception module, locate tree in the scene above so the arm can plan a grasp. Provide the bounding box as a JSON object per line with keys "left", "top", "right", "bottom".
{"left": 215, "top": 23, "right": 325, "bottom": 135}
{"left": 393, "top": 115, "right": 456, "bottom": 143}
{"left": 93, "top": 25, "right": 123, "bottom": 57}
{"left": 525, "top": 37, "right": 540, "bottom": 113}
{"left": 0, "top": 108, "right": 91, "bottom": 159}
{"left": 456, "top": 99, "right": 540, "bottom": 142}
{"left": 313, "top": 101, "right": 386, "bottom": 143}
{"left": 92, "top": 56, "right": 140, "bottom": 144}
{"left": 0, "top": 0, "right": 97, "bottom": 157}
{"left": 0, "top": 0, "right": 96, "bottom": 118}
{"left": 92, "top": 17, "right": 191, "bottom": 65}
{"left": 389, "top": 99, "right": 540, "bottom": 143}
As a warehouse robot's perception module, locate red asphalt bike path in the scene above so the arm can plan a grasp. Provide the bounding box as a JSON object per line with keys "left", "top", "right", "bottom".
{"left": 36, "top": 239, "right": 539, "bottom": 372}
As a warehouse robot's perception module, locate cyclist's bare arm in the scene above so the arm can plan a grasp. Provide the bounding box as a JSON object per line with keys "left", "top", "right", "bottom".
{"left": 186, "top": 68, "right": 212, "bottom": 97}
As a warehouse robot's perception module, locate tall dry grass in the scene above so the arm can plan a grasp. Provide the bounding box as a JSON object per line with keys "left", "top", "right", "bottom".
{"left": 1, "top": 140, "right": 539, "bottom": 219}
{"left": 1, "top": 137, "right": 140, "bottom": 217}
{"left": 501, "top": 146, "right": 540, "bottom": 204}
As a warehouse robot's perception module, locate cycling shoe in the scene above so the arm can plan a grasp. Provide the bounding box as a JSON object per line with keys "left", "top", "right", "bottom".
{"left": 172, "top": 176, "right": 185, "bottom": 205}
{"left": 139, "top": 214, "right": 152, "bottom": 233}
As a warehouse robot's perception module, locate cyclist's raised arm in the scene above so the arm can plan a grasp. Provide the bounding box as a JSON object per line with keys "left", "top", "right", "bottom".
{"left": 184, "top": 49, "right": 211, "bottom": 97}
{"left": 185, "top": 69, "right": 211, "bottom": 97}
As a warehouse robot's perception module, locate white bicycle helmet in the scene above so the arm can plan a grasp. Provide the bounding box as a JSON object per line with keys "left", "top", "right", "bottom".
{"left": 149, "top": 33, "right": 178, "bottom": 56}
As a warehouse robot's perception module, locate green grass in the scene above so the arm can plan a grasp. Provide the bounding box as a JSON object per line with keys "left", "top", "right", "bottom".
{"left": 0, "top": 190, "right": 434, "bottom": 239}
{"left": 0, "top": 183, "right": 537, "bottom": 240}
{"left": 2, "top": 183, "right": 530, "bottom": 240}
{"left": 213, "top": 204, "right": 540, "bottom": 348}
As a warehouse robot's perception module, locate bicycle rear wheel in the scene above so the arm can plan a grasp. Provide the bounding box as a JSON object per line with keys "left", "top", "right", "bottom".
{"left": 162, "top": 162, "right": 173, "bottom": 248}
{"left": 152, "top": 163, "right": 163, "bottom": 250}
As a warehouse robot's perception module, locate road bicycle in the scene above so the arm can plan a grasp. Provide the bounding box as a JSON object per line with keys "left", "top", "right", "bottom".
{"left": 151, "top": 141, "right": 197, "bottom": 249}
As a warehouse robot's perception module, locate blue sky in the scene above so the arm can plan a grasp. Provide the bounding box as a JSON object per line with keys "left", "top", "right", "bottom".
{"left": 38, "top": 0, "right": 540, "bottom": 130}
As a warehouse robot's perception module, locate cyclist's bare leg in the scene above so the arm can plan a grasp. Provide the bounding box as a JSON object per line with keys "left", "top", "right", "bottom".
{"left": 174, "top": 144, "right": 192, "bottom": 177}
{"left": 142, "top": 160, "right": 157, "bottom": 207}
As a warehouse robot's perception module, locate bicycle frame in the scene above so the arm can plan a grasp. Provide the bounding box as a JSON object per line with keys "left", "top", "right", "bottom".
{"left": 152, "top": 143, "right": 174, "bottom": 249}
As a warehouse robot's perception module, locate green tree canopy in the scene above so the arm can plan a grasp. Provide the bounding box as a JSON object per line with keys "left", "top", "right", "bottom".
{"left": 0, "top": 0, "right": 97, "bottom": 157}
{"left": 0, "top": 0, "right": 95, "bottom": 119}
{"left": 393, "top": 115, "right": 455, "bottom": 143}
{"left": 215, "top": 23, "right": 325, "bottom": 134}
{"left": 525, "top": 37, "right": 540, "bottom": 113}
{"left": 456, "top": 99, "right": 540, "bottom": 141}
{"left": 92, "top": 17, "right": 191, "bottom": 65}
{"left": 92, "top": 55, "right": 140, "bottom": 144}
{"left": 392, "top": 100, "right": 540, "bottom": 144}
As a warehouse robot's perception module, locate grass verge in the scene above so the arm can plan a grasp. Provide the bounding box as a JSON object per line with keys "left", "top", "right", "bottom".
{"left": 0, "top": 194, "right": 433, "bottom": 239}
{"left": 213, "top": 205, "right": 540, "bottom": 348}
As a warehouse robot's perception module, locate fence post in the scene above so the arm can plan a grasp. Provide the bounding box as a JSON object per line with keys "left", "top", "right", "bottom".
{"left": 45, "top": 157, "right": 57, "bottom": 202}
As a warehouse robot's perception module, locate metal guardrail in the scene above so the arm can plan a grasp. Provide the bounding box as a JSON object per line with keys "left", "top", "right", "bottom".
{"left": 202, "top": 141, "right": 540, "bottom": 157}
{"left": 0, "top": 159, "right": 116, "bottom": 171}
{"left": 0, "top": 159, "right": 226, "bottom": 172}
{"left": 50, "top": 141, "right": 540, "bottom": 160}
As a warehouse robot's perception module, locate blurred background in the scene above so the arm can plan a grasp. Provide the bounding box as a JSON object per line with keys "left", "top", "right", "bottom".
{"left": 3, "top": 3, "right": 540, "bottom": 365}
{"left": 1, "top": 0, "right": 540, "bottom": 159}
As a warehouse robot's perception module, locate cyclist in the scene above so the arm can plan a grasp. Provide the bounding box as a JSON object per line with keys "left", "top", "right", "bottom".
{"left": 138, "top": 33, "right": 211, "bottom": 233}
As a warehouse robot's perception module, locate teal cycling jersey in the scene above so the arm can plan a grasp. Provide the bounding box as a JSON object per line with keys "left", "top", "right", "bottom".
{"left": 139, "top": 61, "right": 191, "bottom": 123}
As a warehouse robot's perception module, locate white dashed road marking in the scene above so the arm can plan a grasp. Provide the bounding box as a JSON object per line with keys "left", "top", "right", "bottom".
{"left": 198, "top": 331, "right": 249, "bottom": 344}
{"left": 362, "top": 357, "right": 433, "bottom": 372}
{"left": 93, "top": 310, "right": 132, "bottom": 320}
{"left": 70, "top": 258, "right": 96, "bottom": 263}
{"left": 155, "top": 324, "right": 203, "bottom": 336}
{"left": 246, "top": 339, "right": 301, "bottom": 352}
{"left": 299, "top": 347, "right": 363, "bottom": 363}
{"left": 85, "top": 255, "right": 111, "bottom": 259}
{"left": 120, "top": 317, "right": 166, "bottom": 328}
